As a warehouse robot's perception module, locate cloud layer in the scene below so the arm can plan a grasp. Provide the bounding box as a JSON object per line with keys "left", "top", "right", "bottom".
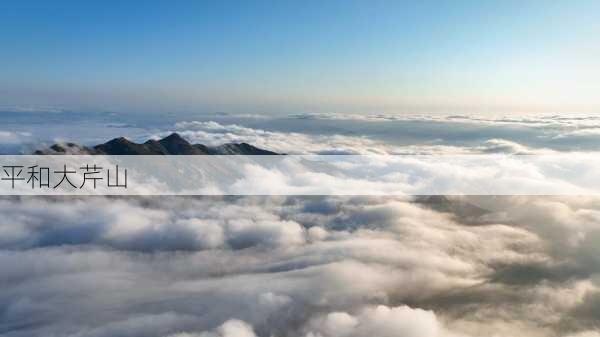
{"left": 1, "top": 196, "right": 600, "bottom": 336}
{"left": 3, "top": 113, "right": 600, "bottom": 335}
{"left": 168, "top": 119, "right": 565, "bottom": 155}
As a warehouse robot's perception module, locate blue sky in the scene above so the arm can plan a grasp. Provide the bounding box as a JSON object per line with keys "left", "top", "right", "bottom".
{"left": 1, "top": 0, "right": 599, "bottom": 115}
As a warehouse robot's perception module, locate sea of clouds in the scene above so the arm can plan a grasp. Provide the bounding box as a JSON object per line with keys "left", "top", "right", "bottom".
{"left": 1, "top": 195, "right": 600, "bottom": 337}
{"left": 165, "top": 113, "right": 600, "bottom": 154}
{"left": 2, "top": 113, "right": 600, "bottom": 336}
{"left": 5, "top": 111, "right": 600, "bottom": 154}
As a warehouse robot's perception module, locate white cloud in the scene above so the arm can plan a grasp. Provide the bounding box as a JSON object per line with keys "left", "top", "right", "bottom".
{"left": 169, "top": 120, "right": 567, "bottom": 155}
{"left": 563, "top": 332, "right": 600, "bottom": 337}
{"left": 171, "top": 121, "right": 393, "bottom": 154}
{"left": 304, "top": 305, "right": 462, "bottom": 337}
{"left": 0, "top": 196, "right": 599, "bottom": 336}
{"left": 167, "top": 320, "right": 257, "bottom": 337}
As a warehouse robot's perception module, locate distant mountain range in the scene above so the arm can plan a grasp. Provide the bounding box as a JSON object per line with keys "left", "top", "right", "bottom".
{"left": 34, "top": 133, "right": 278, "bottom": 155}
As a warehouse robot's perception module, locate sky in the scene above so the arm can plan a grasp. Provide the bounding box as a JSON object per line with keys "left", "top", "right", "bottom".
{"left": 1, "top": 0, "right": 599, "bottom": 115}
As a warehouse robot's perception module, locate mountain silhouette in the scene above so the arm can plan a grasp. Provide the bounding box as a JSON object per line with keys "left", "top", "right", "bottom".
{"left": 34, "top": 133, "right": 278, "bottom": 155}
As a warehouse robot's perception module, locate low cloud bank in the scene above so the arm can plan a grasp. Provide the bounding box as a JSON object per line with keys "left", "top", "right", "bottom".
{"left": 1, "top": 196, "right": 600, "bottom": 336}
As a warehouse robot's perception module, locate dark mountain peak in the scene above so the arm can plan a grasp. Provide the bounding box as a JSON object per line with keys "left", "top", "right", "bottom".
{"left": 156, "top": 133, "right": 205, "bottom": 155}
{"left": 93, "top": 136, "right": 162, "bottom": 155}
{"left": 159, "top": 132, "right": 187, "bottom": 144}
{"left": 35, "top": 134, "right": 278, "bottom": 155}
{"left": 105, "top": 136, "right": 133, "bottom": 146}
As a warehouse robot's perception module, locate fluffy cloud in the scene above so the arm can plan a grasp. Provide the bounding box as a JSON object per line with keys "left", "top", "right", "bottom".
{"left": 170, "top": 121, "right": 394, "bottom": 154}
{"left": 1, "top": 196, "right": 599, "bottom": 337}
{"left": 303, "top": 305, "right": 463, "bottom": 337}
{"left": 167, "top": 320, "right": 257, "bottom": 337}
{"left": 562, "top": 332, "right": 600, "bottom": 337}
{"left": 0, "top": 197, "right": 307, "bottom": 251}
{"left": 168, "top": 120, "right": 569, "bottom": 155}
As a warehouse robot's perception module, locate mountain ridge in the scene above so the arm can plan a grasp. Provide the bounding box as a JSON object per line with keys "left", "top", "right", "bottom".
{"left": 34, "top": 133, "right": 279, "bottom": 155}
